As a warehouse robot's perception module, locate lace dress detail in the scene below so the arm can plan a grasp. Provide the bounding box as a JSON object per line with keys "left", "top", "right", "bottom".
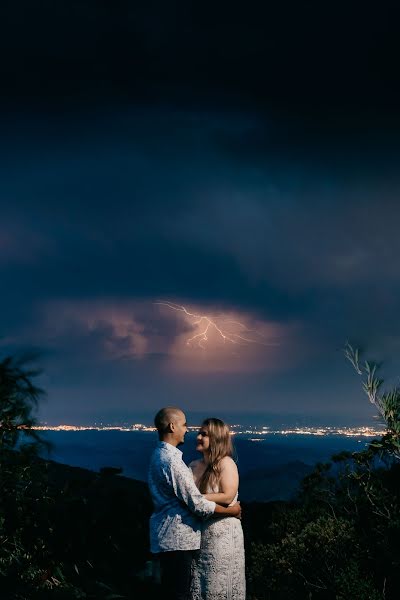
{"left": 190, "top": 464, "right": 246, "bottom": 600}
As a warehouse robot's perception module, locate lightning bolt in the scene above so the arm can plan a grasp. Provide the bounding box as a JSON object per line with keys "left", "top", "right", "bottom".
{"left": 154, "top": 301, "right": 277, "bottom": 350}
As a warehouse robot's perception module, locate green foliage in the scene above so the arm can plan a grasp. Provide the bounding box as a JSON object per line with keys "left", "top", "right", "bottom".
{"left": 246, "top": 346, "right": 400, "bottom": 599}
{"left": 247, "top": 454, "right": 400, "bottom": 598}
{"left": 0, "top": 354, "right": 82, "bottom": 597}
{"left": 0, "top": 352, "right": 154, "bottom": 598}
{"left": 0, "top": 353, "right": 47, "bottom": 451}
{"left": 0, "top": 449, "right": 153, "bottom": 598}
{"left": 344, "top": 342, "right": 400, "bottom": 458}
{"left": 249, "top": 516, "right": 381, "bottom": 600}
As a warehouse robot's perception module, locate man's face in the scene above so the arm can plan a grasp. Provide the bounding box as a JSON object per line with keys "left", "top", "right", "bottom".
{"left": 173, "top": 412, "right": 188, "bottom": 446}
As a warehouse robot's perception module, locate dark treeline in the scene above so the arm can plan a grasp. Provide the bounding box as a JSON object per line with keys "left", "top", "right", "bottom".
{"left": 1, "top": 348, "right": 400, "bottom": 599}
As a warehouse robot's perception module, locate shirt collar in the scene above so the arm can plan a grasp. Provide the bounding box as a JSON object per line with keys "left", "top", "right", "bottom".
{"left": 158, "top": 441, "right": 183, "bottom": 456}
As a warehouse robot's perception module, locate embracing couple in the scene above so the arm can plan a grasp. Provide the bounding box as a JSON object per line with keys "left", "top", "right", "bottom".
{"left": 148, "top": 407, "right": 246, "bottom": 600}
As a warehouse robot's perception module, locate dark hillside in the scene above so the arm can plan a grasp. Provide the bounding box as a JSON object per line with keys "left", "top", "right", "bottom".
{"left": 1, "top": 450, "right": 155, "bottom": 599}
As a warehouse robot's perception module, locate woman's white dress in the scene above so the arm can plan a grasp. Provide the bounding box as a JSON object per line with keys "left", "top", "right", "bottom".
{"left": 190, "top": 463, "right": 246, "bottom": 600}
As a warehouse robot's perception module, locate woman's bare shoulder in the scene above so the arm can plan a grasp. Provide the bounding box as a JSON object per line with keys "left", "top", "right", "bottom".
{"left": 220, "top": 456, "right": 238, "bottom": 470}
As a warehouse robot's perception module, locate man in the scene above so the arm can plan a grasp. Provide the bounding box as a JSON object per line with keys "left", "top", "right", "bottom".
{"left": 148, "top": 406, "right": 241, "bottom": 600}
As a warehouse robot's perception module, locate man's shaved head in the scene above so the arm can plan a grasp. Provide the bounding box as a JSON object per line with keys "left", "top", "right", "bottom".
{"left": 154, "top": 406, "right": 185, "bottom": 433}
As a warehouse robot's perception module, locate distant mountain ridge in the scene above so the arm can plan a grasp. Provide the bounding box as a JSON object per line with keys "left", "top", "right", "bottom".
{"left": 45, "top": 449, "right": 312, "bottom": 503}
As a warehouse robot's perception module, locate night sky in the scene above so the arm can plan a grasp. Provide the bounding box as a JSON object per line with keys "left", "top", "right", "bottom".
{"left": 1, "top": 1, "right": 400, "bottom": 425}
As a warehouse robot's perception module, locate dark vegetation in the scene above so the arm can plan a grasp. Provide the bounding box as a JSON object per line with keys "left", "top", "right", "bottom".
{"left": 1, "top": 345, "right": 399, "bottom": 599}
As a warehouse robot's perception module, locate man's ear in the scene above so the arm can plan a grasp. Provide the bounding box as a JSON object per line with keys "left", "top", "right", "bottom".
{"left": 168, "top": 422, "right": 175, "bottom": 433}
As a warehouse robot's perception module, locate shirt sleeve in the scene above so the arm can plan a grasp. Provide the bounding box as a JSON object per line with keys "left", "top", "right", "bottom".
{"left": 166, "top": 457, "right": 216, "bottom": 517}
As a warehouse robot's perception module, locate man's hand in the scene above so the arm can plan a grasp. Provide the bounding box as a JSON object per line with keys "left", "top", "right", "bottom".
{"left": 230, "top": 501, "right": 241, "bottom": 520}
{"left": 213, "top": 500, "right": 242, "bottom": 519}
{"left": 214, "top": 502, "right": 242, "bottom": 519}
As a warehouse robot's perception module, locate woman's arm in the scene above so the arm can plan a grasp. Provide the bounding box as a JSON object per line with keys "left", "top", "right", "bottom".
{"left": 204, "top": 457, "right": 239, "bottom": 506}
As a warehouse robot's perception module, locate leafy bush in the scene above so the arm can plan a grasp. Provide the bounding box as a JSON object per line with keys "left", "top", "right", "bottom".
{"left": 0, "top": 354, "right": 154, "bottom": 599}
{"left": 246, "top": 347, "right": 400, "bottom": 599}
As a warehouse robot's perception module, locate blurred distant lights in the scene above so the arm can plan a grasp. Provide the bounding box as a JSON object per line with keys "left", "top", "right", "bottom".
{"left": 33, "top": 424, "right": 386, "bottom": 437}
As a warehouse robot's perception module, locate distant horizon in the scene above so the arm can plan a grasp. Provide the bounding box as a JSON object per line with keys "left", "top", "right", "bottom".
{"left": 36, "top": 409, "right": 383, "bottom": 430}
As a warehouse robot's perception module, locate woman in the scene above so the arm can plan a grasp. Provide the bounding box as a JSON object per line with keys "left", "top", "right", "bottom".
{"left": 189, "top": 418, "right": 246, "bottom": 600}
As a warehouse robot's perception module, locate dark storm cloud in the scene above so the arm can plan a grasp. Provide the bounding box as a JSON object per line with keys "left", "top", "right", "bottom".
{"left": 2, "top": 0, "right": 400, "bottom": 119}
{"left": 1, "top": 108, "right": 400, "bottom": 336}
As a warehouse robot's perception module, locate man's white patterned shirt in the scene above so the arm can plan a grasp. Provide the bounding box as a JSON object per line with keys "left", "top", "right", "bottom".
{"left": 148, "top": 441, "right": 216, "bottom": 553}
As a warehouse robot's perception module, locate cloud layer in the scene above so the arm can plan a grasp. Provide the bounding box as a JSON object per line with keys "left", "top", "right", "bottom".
{"left": 1, "top": 108, "right": 399, "bottom": 422}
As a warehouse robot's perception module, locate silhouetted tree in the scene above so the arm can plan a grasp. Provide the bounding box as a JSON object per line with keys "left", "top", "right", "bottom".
{"left": 247, "top": 345, "right": 400, "bottom": 599}
{"left": 345, "top": 342, "right": 400, "bottom": 459}
{"left": 0, "top": 351, "right": 153, "bottom": 599}
{"left": 0, "top": 353, "right": 46, "bottom": 452}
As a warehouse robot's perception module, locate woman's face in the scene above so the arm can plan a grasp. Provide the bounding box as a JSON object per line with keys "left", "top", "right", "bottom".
{"left": 196, "top": 426, "right": 210, "bottom": 454}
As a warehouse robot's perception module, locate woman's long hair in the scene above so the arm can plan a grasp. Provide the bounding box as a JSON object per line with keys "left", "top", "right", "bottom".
{"left": 198, "top": 418, "right": 234, "bottom": 494}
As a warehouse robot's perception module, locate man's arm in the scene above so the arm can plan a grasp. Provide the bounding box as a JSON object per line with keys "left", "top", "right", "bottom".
{"left": 214, "top": 502, "right": 241, "bottom": 518}
{"left": 168, "top": 457, "right": 240, "bottom": 518}
{"left": 167, "top": 457, "right": 216, "bottom": 517}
